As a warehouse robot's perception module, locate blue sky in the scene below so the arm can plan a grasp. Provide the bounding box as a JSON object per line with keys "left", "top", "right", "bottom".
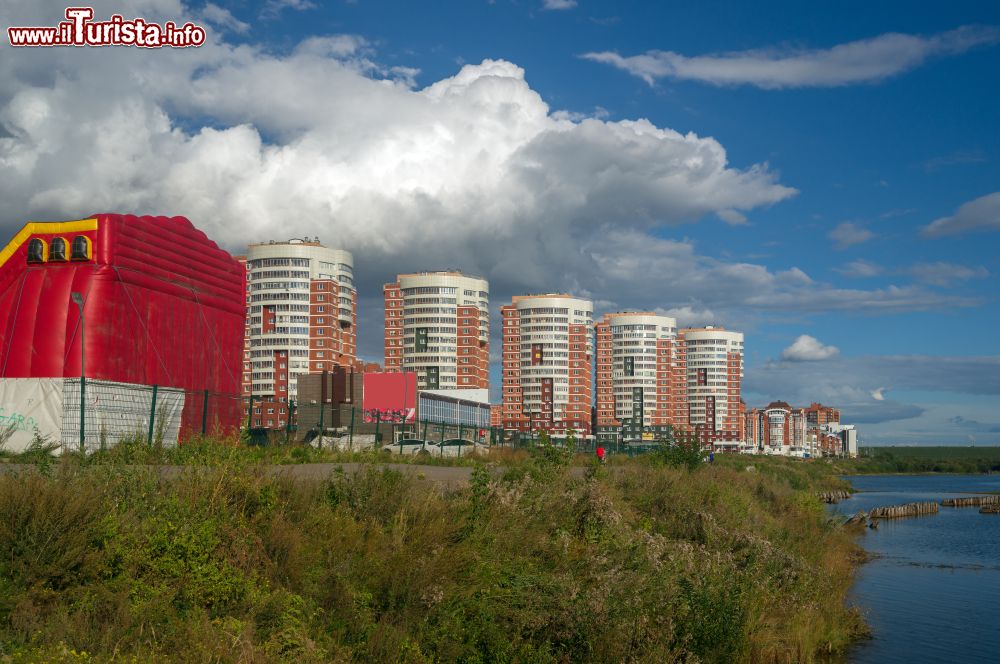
{"left": 1, "top": 0, "right": 998, "bottom": 443}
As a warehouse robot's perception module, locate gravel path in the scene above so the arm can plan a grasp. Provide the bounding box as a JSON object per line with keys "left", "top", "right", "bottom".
{"left": 0, "top": 462, "right": 593, "bottom": 485}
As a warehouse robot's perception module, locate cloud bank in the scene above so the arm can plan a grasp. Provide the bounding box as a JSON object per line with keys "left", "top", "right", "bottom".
{"left": 746, "top": 355, "right": 1000, "bottom": 430}
{"left": 0, "top": 1, "right": 984, "bottom": 364}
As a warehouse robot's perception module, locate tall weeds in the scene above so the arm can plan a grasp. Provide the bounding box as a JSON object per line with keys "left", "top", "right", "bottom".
{"left": 0, "top": 454, "right": 865, "bottom": 662}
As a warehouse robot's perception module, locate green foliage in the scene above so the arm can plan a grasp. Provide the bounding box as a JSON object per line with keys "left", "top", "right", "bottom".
{"left": 0, "top": 422, "right": 18, "bottom": 456}
{"left": 651, "top": 428, "right": 706, "bottom": 471}
{"left": 676, "top": 576, "right": 747, "bottom": 660}
{"left": 527, "top": 430, "right": 573, "bottom": 478}
{"left": 0, "top": 450, "right": 866, "bottom": 662}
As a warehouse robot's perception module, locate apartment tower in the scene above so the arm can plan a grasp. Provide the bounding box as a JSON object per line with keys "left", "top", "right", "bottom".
{"left": 594, "top": 312, "right": 688, "bottom": 441}
{"left": 682, "top": 326, "right": 744, "bottom": 446}
{"left": 383, "top": 272, "right": 489, "bottom": 390}
{"left": 501, "top": 294, "right": 593, "bottom": 435}
{"left": 245, "top": 239, "right": 357, "bottom": 427}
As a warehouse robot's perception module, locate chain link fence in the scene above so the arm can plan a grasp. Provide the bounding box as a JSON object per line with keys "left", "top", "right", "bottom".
{"left": 57, "top": 379, "right": 245, "bottom": 451}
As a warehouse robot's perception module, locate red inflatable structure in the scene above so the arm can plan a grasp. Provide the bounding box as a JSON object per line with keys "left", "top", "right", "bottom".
{"left": 0, "top": 214, "right": 245, "bottom": 438}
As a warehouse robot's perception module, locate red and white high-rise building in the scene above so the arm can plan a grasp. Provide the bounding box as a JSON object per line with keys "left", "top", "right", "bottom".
{"left": 501, "top": 294, "right": 593, "bottom": 435}
{"left": 682, "top": 326, "right": 744, "bottom": 447}
{"left": 236, "top": 255, "right": 252, "bottom": 404}
{"left": 383, "top": 272, "right": 489, "bottom": 390}
{"left": 594, "top": 313, "right": 688, "bottom": 438}
{"left": 243, "top": 239, "right": 357, "bottom": 428}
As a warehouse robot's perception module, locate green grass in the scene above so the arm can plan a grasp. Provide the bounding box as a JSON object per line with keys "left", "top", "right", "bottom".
{"left": 0, "top": 443, "right": 866, "bottom": 662}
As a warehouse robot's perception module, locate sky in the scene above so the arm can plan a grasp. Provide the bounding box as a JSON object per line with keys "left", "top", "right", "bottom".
{"left": 1, "top": 0, "right": 998, "bottom": 444}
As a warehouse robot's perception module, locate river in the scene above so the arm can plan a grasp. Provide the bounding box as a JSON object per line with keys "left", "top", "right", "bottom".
{"left": 834, "top": 474, "right": 1000, "bottom": 664}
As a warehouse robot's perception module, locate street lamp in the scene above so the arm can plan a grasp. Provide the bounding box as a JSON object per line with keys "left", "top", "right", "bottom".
{"left": 70, "top": 292, "right": 85, "bottom": 453}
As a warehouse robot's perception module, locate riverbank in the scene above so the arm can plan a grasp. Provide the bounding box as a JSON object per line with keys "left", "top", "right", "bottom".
{"left": 0, "top": 449, "right": 866, "bottom": 662}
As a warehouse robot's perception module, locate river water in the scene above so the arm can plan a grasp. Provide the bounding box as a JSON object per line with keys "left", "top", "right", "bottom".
{"left": 834, "top": 475, "right": 1000, "bottom": 664}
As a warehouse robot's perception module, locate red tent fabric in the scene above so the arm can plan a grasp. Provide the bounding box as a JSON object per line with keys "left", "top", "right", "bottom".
{"left": 0, "top": 214, "right": 245, "bottom": 437}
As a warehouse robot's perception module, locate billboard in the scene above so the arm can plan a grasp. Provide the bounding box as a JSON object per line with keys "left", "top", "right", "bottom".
{"left": 362, "top": 372, "right": 416, "bottom": 423}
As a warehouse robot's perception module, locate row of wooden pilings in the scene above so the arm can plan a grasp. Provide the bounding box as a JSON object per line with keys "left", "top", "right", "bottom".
{"left": 868, "top": 502, "right": 938, "bottom": 519}
{"left": 941, "top": 495, "right": 1000, "bottom": 507}
{"left": 819, "top": 490, "right": 852, "bottom": 504}
{"left": 843, "top": 494, "right": 1000, "bottom": 526}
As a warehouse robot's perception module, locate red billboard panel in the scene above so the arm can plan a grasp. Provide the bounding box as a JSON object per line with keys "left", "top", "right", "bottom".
{"left": 362, "top": 372, "right": 416, "bottom": 423}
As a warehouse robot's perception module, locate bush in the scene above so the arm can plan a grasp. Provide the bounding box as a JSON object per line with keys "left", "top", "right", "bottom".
{"left": 650, "top": 428, "right": 706, "bottom": 471}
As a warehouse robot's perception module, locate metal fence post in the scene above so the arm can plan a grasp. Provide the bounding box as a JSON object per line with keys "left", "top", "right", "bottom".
{"left": 201, "top": 389, "right": 209, "bottom": 436}
{"left": 79, "top": 376, "right": 86, "bottom": 454}
{"left": 349, "top": 406, "right": 355, "bottom": 446}
{"left": 147, "top": 384, "right": 159, "bottom": 445}
{"left": 285, "top": 399, "right": 293, "bottom": 446}
{"left": 318, "top": 398, "right": 325, "bottom": 441}
{"left": 374, "top": 411, "right": 381, "bottom": 447}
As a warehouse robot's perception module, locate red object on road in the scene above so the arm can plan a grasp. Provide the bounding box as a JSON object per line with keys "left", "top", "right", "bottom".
{"left": 0, "top": 213, "right": 245, "bottom": 437}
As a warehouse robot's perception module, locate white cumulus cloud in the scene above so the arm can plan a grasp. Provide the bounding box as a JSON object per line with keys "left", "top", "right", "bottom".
{"left": 781, "top": 335, "right": 840, "bottom": 362}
